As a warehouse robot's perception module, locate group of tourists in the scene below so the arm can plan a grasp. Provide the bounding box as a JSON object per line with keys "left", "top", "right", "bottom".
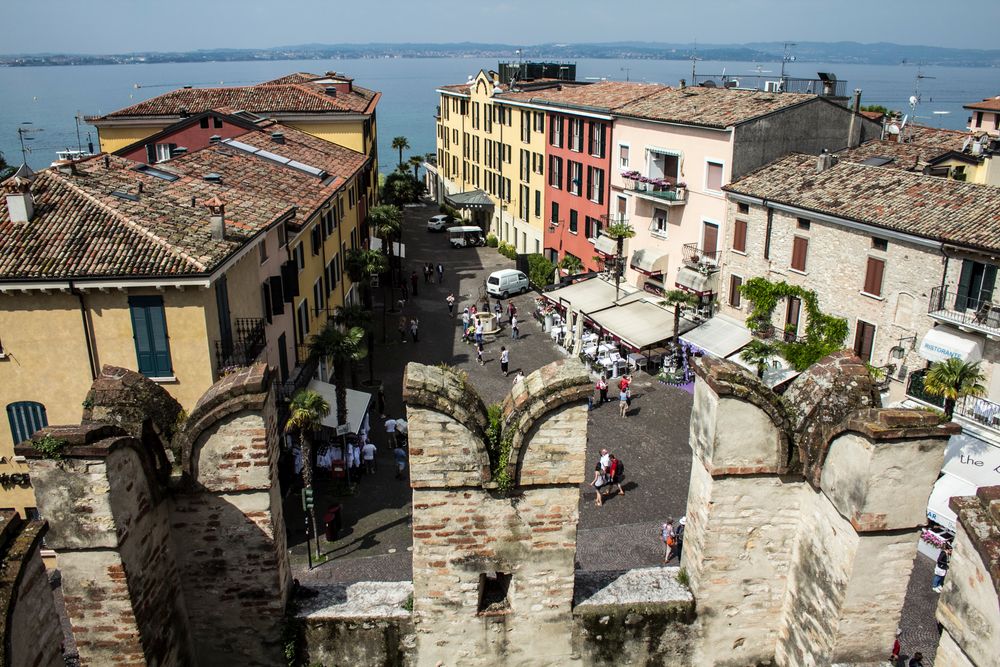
{"left": 591, "top": 448, "right": 625, "bottom": 507}
{"left": 594, "top": 374, "right": 633, "bottom": 417}
{"left": 660, "top": 517, "right": 685, "bottom": 564}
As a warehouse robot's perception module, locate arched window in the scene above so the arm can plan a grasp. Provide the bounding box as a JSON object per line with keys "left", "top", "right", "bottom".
{"left": 6, "top": 401, "right": 48, "bottom": 445}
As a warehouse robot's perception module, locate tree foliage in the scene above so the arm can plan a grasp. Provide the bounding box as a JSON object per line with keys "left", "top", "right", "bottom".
{"left": 527, "top": 253, "right": 555, "bottom": 288}
{"left": 382, "top": 171, "right": 425, "bottom": 205}
{"left": 923, "top": 358, "right": 987, "bottom": 418}
{"left": 285, "top": 390, "right": 330, "bottom": 489}
{"left": 391, "top": 135, "right": 410, "bottom": 168}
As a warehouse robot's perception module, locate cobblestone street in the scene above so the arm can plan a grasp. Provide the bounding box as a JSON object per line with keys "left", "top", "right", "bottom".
{"left": 290, "top": 202, "right": 942, "bottom": 663}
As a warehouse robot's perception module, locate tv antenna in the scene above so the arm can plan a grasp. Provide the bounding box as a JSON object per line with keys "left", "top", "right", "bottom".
{"left": 753, "top": 64, "right": 773, "bottom": 90}
{"left": 17, "top": 123, "right": 43, "bottom": 163}
{"left": 621, "top": 66, "right": 630, "bottom": 82}
{"left": 913, "top": 65, "right": 935, "bottom": 106}
{"left": 779, "top": 43, "right": 797, "bottom": 82}
{"left": 689, "top": 41, "right": 702, "bottom": 83}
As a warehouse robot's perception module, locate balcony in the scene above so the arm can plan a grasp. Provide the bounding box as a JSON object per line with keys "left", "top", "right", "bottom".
{"left": 928, "top": 285, "right": 1000, "bottom": 338}
{"left": 681, "top": 243, "right": 721, "bottom": 273}
{"left": 907, "top": 369, "right": 1000, "bottom": 441}
{"left": 214, "top": 318, "right": 266, "bottom": 371}
{"left": 622, "top": 173, "right": 687, "bottom": 206}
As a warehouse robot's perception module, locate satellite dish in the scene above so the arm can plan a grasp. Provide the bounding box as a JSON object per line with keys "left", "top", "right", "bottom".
{"left": 962, "top": 137, "right": 971, "bottom": 152}
{"left": 887, "top": 124, "right": 900, "bottom": 135}
{"left": 908, "top": 95, "right": 918, "bottom": 108}
{"left": 493, "top": 85, "right": 503, "bottom": 94}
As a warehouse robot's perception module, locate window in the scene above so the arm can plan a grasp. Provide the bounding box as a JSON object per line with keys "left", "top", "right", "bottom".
{"left": 533, "top": 152, "right": 543, "bottom": 175}
{"left": 650, "top": 209, "right": 668, "bottom": 238}
{"left": 569, "top": 118, "right": 583, "bottom": 151}
{"left": 534, "top": 112, "right": 544, "bottom": 133}
{"left": 313, "top": 278, "right": 325, "bottom": 315}
{"left": 551, "top": 201, "right": 559, "bottom": 224}
{"left": 311, "top": 225, "right": 321, "bottom": 255}
{"left": 200, "top": 117, "right": 210, "bottom": 129}
{"left": 155, "top": 143, "right": 174, "bottom": 163}
{"left": 569, "top": 209, "right": 578, "bottom": 234}
{"left": 702, "top": 221, "right": 720, "bottom": 256}
{"left": 587, "top": 166, "right": 605, "bottom": 204}
{"left": 791, "top": 236, "right": 809, "bottom": 272}
{"left": 128, "top": 296, "right": 173, "bottom": 378}
{"left": 294, "top": 242, "right": 305, "bottom": 272}
{"left": 534, "top": 190, "right": 541, "bottom": 218}
{"left": 477, "top": 571, "right": 512, "bottom": 615}
{"left": 589, "top": 122, "right": 606, "bottom": 158}
{"left": 472, "top": 102, "right": 480, "bottom": 129}
{"left": 521, "top": 111, "right": 531, "bottom": 143}
{"left": 6, "top": 401, "right": 48, "bottom": 445}
{"left": 519, "top": 185, "right": 530, "bottom": 220}
{"left": 733, "top": 218, "right": 748, "bottom": 253}
{"left": 503, "top": 177, "right": 512, "bottom": 203}
{"left": 549, "top": 156, "right": 562, "bottom": 188}
{"left": 296, "top": 299, "right": 310, "bottom": 345}
{"left": 520, "top": 149, "right": 530, "bottom": 182}
{"left": 853, "top": 320, "right": 876, "bottom": 362}
{"left": 975, "top": 111, "right": 983, "bottom": 128}
{"left": 550, "top": 116, "right": 562, "bottom": 147}
{"left": 863, "top": 257, "right": 885, "bottom": 297}
{"left": 784, "top": 297, "right": 801, "bottom": 341}
{"left": 568, "top": 161, "right": 582, "bottom": 196}
{"left": 738, "top": 202, "right": 749, "bottom": 215}
{"left": 705, "top": 161, "right": 724, "bottom": 192}
{"left": 586, "top": 216, "right": 603, "bottom": 240}
{"left": 872, "top": 237, "right": 888, "bottom": 251}
{"left": 729, "top": 275, "right": 743, "bottom": 308}
{"left": 213, "top": 117, "right": 223, "bottom": 129}
{"left": 797, "top": 218, "right": 811, "bottom": 230}
{"left": 258, "top": 241, "right": 268, "bottom": 264}
{"left": 619, "top": 144, "right": 630, "bottom": 169}
{"left": 955, "top": 260, "right": 997, "bottom": 312}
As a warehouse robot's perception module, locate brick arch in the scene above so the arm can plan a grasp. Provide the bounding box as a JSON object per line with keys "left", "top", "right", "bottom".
{"left": 0, "top": 512, "right": 56, "bottom": 667}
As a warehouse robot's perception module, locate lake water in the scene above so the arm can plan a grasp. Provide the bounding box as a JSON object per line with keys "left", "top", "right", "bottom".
{"left": 2, "top": 57, "right": 998, "bottom": 172}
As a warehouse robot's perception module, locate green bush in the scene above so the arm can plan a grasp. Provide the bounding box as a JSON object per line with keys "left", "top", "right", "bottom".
{"left": 527, "top": 253, "right": 555, "bottom": 288}
{"left": 497, "top": 242, "right": 517, "bottom": 259}
{"left": 486, "top": 233, "right": 499, "bottom": 248}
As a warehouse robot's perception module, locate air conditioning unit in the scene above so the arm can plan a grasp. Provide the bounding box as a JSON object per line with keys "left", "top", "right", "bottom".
{"left": 764, "top": 80, "right": 782, "bottom": 93}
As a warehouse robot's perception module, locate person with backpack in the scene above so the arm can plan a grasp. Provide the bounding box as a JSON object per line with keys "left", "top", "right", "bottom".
{"left": 661, "top": 519, "right": 676, "bottom": 563}
{"left": 671, "top": 516, "right": 686, "bottom": 563}
{"left": 591, "top": 457, "right": 609, "bottom": 507}
{"left": 606, "top": 453, "right": 625, "bottom": 496}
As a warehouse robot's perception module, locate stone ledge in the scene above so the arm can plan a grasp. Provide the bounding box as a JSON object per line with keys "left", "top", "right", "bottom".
{"left": 296, "top": 581, "right": 413, "bottom": 620}
{"left": 573, "top": 567, "right": 694, "bottom": 614}
{"left": 82, "top": 365, "right": 183, "bottom": 445}
{"left": 950, "top": 484, "right": 1000, "bottom": 596}
{"left": 0, "top": 512, "right": 50, "bottom": 664}
{"left": 14, "top": 423, "right": 133, "bottom": 459}
{"left": 403, "top": 363, "right": 489, "bottom": 442}
{"left": 839, "top": 408, "right": 959, "bottom": 441}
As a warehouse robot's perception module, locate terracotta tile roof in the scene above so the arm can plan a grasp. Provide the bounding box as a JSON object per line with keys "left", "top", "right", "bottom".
{"left": 902, "top": 125, "right": 969, "bottom": 151}
{"left": 438, "top": 83, "right": 473, "bottom": 94}
{"left": 497, "top": 81, "right": 665, "bottom": 112}
{"left": 964, "top": 95, "right": 1000, "bottom": 112}
{"left": 860, "top": 110, "right": 885, "bottom": 121}
{"left": 94, "top": 74, "right": 378, "bottom": 119}
{"left": 0, "top": 123, "right": 368, "bottom": 281}
{"left": 724, "top": 153, "right": 1000, "bottom": 253}
{"left": 835, "top": 140, "right": 935, "bottom": 171}
{"left": 615, "top": 87, "right": 820, "bottom": 128}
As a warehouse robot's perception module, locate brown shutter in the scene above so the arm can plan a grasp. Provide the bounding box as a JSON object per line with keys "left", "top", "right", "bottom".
{"left": 729, "top": 275, "right": 743, "bottom": 308}
{"left": 733, "top": 219, "right": 748, "bottom": 253}
{"left": 791, "top": 237, "right": 808, "bottom": 271}
{"left": 864, "top": 257, "right": 885, "bottom": 296}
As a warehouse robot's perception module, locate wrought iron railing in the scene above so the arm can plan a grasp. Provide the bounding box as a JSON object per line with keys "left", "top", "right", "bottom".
{"left": 955, "top": 395, "right": 1000, "bottom": 431}
{"left": 625, "top": 179, "right": 686, "bottom": 202}
{"left": 214, "top": 318, "right": 266, "bottom": 370}
{"left": 691, "top": 75, "right": 846, "bottom": 97}
{"left": 928, "top": 285, "right": 1000, "bottom": 334}
{"left": 682, "top": 243, "right": 722, "bottom": 270}
{"left": 905, "top": 369, "right": 945, "bottom": 408}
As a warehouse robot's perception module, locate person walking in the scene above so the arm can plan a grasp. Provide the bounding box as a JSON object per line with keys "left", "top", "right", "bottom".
{"left": 908, "top": 652, "right": 924, "bottom": 667}
{"left": 361, "top": 440, "right": 377, "bottom": 475}
{"left": 500, "top": 346, "right": 510, "bottom": 376}
{"left": 661, "top": 520, "right": 675, "bottom": 563}
{"left": 410, "top": 318, "right": 420, "bottom": 343}
{"left": 462, "top": 307, "right": 470, "bottom": 330}
{"left": 477, "top": 340, "right": 485, "bottom": 366}
{"left": 619, "top": 385, "right": 630, "bottom": 418}
{"left": 606, "top": 453, "right": 625, "bottom": 496}
{"left": 672, "top": 516, "right": 686, "bottom": 562}
{"left": 398, "top": 316, "right": 407, "bottom": 343}
{"left": 475, "top": 319, "right": 484, "bottom": 345}
{"left": 394, "top": 445, "right": 408, "bottom": 480}
{"left": 890, "top": 628, "right": 902, "bottom": 666}
{"left": 437, "top": 263, "right": 444, "bottom": 283}
{"left": 410, "top": 271, "right": 419, "bottom": 297}
{"left": 384, "top": 417, "right": 397, "bottom": 447}
{"left": 507, "top": 301, "right": 516, "bottom": 323}
{"left": 447, "top": 293, "right": 456, "bottom": 315}
{"left": 596, "top": 375, "right": 609, "bottom": 404}
{"left": 424, "top": 263, "right": 432, "bottom": 284}
{"left": 932, "top": 545, "right": 952, "bottom": 592}
{"left": 511, "top": 314, "right": 519, "bottom": 340}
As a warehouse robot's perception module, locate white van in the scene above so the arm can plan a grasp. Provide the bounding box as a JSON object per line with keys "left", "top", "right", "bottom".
{"left": 487, "top": 269, "right": 530, "bottom": 298}
{"left": 448, "top": 226, "right": 486, "bottom": 248}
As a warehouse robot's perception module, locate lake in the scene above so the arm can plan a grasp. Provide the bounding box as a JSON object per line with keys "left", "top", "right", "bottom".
{"left": 2, "top": 57, "right": 998, "bottom": 172}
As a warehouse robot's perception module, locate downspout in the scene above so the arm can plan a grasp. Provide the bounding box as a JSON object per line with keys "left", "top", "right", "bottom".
{"left": 70, "top": 281, "right": 98, "bottom": 380}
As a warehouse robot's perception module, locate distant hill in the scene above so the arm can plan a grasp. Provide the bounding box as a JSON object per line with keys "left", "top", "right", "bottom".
{"left": 2, "top": 41, "right": 999, "bottom": 68}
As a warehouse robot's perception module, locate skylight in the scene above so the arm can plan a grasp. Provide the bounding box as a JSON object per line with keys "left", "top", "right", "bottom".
{"left": 219, "top": 138, "right": 328, "bottom": 179}
{"left": 133, "top": 164, "right": 179, "bottom": 181}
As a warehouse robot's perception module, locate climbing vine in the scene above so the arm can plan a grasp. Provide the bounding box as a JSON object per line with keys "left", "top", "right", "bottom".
{"left": 485, "top": 403, "right": 514, "bottom": 493}
{"left": 739, "top": 277, "right": 849, "bottom": 371}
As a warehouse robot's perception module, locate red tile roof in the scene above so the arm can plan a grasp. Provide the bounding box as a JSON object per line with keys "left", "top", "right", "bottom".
{"left": 93, "top": 74, "right": 378, "bottom": 120}
{"left": 498, "top": 81, "right": 665, "bottom": 112}
{"left": 964, "top": 96, "right": 1000, "bottom": 112}
{"left": 902, "top": 125, "right": 970, "bottom": 152}
{"left": 836, "top": 140, "right": 937, "bottom": 171}
{"left": 615, "top": 87, "right": 820, "bottom": 128}
{"left": 0, "top": 123, "right": 368, "bottom": 281}
{"left": 724, "top": 153, "right": 1000, "bottom": 253}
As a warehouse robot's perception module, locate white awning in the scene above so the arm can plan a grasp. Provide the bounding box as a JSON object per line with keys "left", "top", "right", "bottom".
{"left": 680, "top": 314, "right": 753, "bottom": 358}
{"left": 941, "top": 432, "right": 1000, "bottom": 487}
{"left": 727, "top": 349, "right": 802, "bottom": 388}
{"left": 926, "top": 473, "right": 977, "bottom": 532}
{"left": 588, "top": 299, "right": 691, "bottom": 350}
{"left": 630, "top": 248, "right": 669, "bottom": 276}
{"left": 544, "top": 277, "right": 642, "bottom": 314}
{"left": 675, "top": 266, "right": 718, "bottom": 295}
{"left": 306, "top": 380, "right": 373, "bottom": 436}
{"left": 594, "top": 235, "right": 618, "bottom": 256}
{"left": 918, "top": 326, "right": 984, "bottom": 363}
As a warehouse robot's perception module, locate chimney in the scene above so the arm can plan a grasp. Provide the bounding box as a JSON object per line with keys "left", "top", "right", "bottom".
{"left": 209, "top": 135, "right": 222, "bottom": 144}
{"left": 815, "top": 149, "right": 838, "bottom": 173}
{"left": 204, "top": 196, "right": 226, "bottom": 240}
{"left": 53, "top": 159, "right": 77, "bottom": 176}
{"left": 847, "top": 88, "right": 862, "bottom": 149}
{"left": 4, "top": 170, "right": 36, "bottom": 224}
{"left": 271, "top": 131, "right": 285, "bottom": 144}
{"left": 679, "top": 78, "right": 686, "bottom": 89}
{"left": 324, "top": 87, "right": 338, "bottom": 98}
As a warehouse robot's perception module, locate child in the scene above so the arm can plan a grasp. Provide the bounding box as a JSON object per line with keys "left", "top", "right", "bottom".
{"left": 500, "top": 346, "right": 509, "bottom": 376}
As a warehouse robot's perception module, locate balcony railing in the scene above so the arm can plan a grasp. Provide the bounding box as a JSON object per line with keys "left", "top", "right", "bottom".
{"left": 905, "top": 369, "right": 945, "bottom": 408}
{"left": 955, "top": 395, "right": 1000, "bottom": 431}
{"left": 682, "top": 243, "right": 721, "bottom": 271}
{"left": 214, "top": 318, "right": 266, "bottom": 371}
{"left": 690, "top": 75, "right": 847, "bottom": 97}
{"left": 928, "top": 285, "right": 1000, "bottom": 336}
{"left": 625, "top": 178, "right": 687, "bottom": 203}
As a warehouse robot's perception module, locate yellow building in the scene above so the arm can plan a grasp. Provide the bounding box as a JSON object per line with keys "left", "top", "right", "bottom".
{"left": 0, "top": 121, "right": 368, "bottom": 518}
{"left": 434, "top": 71, "right": 548, "bottom": 253}
{"left": 87, "top": 72, "right": 381, "bottom": 214}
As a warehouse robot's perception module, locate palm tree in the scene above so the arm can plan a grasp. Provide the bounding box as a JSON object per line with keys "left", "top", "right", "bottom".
{"left": 368, "top": 204, "right": 403, "bottom": 302}
{"left": 391, "top": 136, "right": 410, "bottom": 169}
{"left": 334, "top": 305, "right": 374, "bottom": 387}
{"left": 408, "top": 155, "right": 423, "bottom": 181}
{"left": 286, "top": 389, "right": 329, "bottom": 557}
{"left": 923, "top": 358, "right": 987, "bottom": 418}
{"left": 661, "top": 289, "right": 700, "bottom": 346}
{"left": 558, "top": 254, "right": 583, "bottom": 275}
{"left": 345, "top": 247, "right": 388, "bottom": 308}
{"left": 739, "top": 339, "right": 780, "bottom": 379}
{"left": 309, "top": 323, "right": 368, "bottom": 433}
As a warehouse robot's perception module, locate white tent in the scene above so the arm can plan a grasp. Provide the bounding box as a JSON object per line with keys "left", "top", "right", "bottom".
{"left": 680, "top": 314, "right": 753, "bottom": 359}
{"left": 306, "top": 380, "right": 373, "bottom": 435}
{"left": 587, "top": 299, "right": 684, "bottom": 350}
{"left": 544, "top": 277, "right": 642, "bottom": 315}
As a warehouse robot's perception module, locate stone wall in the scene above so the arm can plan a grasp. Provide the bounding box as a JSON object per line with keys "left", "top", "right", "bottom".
{"left": 0, "top": 511, "right": 63, "bottom": 667}
{"left": 403, "top": 360, "right": 591, "bottom": 667}
{"left": 684, "top": 353, "right": 959, "bottom": 666}
{"left": 934, "top": 485, "right": 1000, "bottom": 667}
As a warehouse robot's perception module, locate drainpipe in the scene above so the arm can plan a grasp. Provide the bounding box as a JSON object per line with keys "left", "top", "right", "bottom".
{"left": 70, "top": 281, "right": 98, "bottom": 380}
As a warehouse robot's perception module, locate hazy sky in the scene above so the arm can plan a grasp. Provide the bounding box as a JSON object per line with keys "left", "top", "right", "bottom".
{"left": 5, "top": 0, "right": 999, "bottom": 54}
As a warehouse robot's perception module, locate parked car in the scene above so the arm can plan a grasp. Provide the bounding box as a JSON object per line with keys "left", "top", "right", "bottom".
{"left": 448, "top": 226, "right": 485, "bottom": 248}
{"left": 486, "top": 269, "right": 530, "bottom": 298}
{"left": 427, "top": 214, "right": 452, "bottom": 231}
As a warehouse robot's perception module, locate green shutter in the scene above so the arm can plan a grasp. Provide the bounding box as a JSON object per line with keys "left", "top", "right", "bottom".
{"left": 956, "top": 260, "right": 975, "bottom": 311}
{"left": 129, "top": 296, "right": 173, "bottom": 378}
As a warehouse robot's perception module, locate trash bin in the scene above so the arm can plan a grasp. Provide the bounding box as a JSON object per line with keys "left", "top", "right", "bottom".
{"left": 324, "top": 504, "right": 342, "bottom": 541}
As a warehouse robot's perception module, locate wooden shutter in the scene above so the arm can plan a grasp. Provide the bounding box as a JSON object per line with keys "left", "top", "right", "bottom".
{"left": 982, "top": 264, "right": 998, "bottom": 304}
{"left": 853, "top": 321, "right": 875, "bottom": 362}
{"left": 729, "top": 275, "right": 743, "bottom": 308}
{"left": 864, "top": 257, "right": 885, "bottom": 296}
{"left": 145, "top": 144, "right": 156, "bottom": 164}
{"left": 791, "top": 237, "right": 808, "bottom": 271}
{"left": 129, "top": 296, "right": 172, "bottom": 377}
{"left": 262, "top": 285, "right": 273, "bottom": 324}
{"left": 6, "top": 401, "right": 48, "bottom": 445}
{"left": 269, "top": 276, "right": 285, "bottom": 315}
{"left": 733, "top": 219, "right": 748, "bottom": 253}
{"left": 956, "top": 260, "right": 975, "bottom": 311}
{"left": 281, "top": 261, "right": 299, "bottom": 301}
{"left": 703, "top": 223, "right": 719, "bottom": 256}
